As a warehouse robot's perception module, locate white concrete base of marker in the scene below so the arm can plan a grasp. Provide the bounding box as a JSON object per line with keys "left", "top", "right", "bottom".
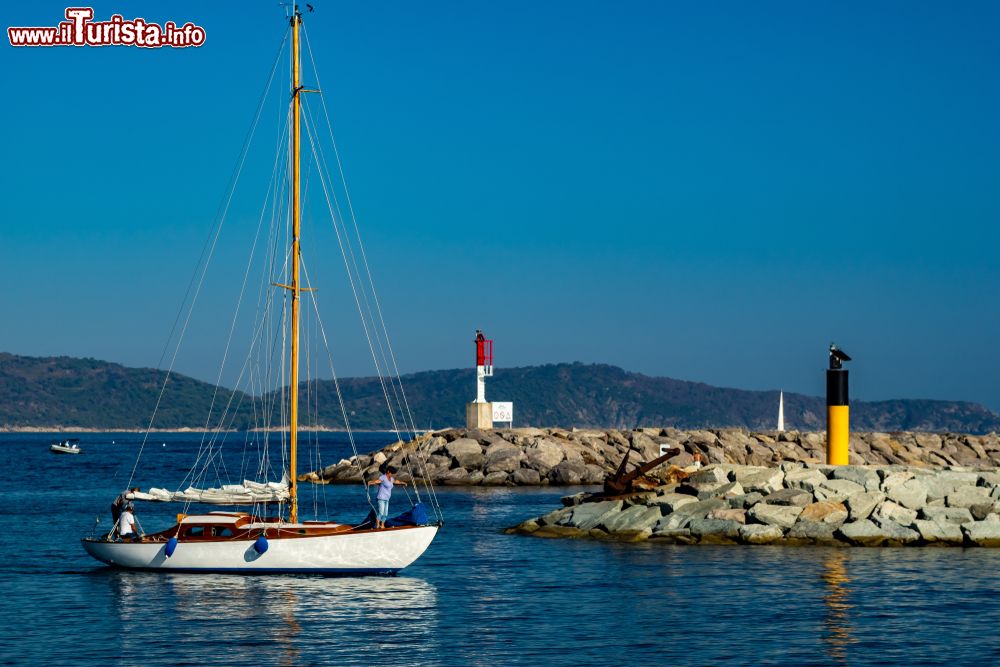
{"left": 466, "top": 401, "right": 493, "bottom": 429}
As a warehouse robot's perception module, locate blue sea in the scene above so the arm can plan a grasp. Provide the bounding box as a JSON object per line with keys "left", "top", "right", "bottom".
{"left": 2, "top": 432, "right": 1000, "bottom": 666}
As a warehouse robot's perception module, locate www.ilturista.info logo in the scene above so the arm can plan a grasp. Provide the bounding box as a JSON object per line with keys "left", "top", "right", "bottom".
{"left": 8, "top": 7, "right": 206, "bottom": 48}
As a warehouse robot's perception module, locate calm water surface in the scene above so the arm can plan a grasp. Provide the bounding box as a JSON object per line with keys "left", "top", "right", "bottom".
{"left": 2, "top": 433, "right": 999, "bottom": 666}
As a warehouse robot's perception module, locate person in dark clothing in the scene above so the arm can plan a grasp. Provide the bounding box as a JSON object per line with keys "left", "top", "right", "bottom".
{"left": 111, "top": 487, "right": 140, "bottom": 533}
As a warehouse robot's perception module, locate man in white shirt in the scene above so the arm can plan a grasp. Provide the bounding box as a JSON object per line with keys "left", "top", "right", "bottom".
{"left": 118, "top": 504, "right": 142, "bottom": 542}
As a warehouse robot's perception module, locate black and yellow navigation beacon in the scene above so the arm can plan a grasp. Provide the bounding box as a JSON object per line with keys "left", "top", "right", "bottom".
{"left": 826, "top": 344, "right": 852, "bottom": 465}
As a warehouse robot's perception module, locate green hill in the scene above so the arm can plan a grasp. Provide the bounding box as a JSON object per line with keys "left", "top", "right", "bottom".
{"left": 0, "top": 353, "right": 245, "bottom": 429}
{"left": 315, "top": 363, "right": 1000, "bottom": 434}
{"left": 1, "top": 353, "right": 998, "bottom": 433}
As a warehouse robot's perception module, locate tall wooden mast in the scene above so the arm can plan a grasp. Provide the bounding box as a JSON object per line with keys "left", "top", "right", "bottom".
{"left": 288, "top": 5, "right": 302, "bottom": 523}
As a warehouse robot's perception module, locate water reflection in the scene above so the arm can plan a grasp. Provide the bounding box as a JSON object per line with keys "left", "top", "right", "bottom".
{"left": 821, "top": 551, "right": 857, "bottom": 663}
{"left": 107, "top": 573, "right": 439, "bottom": 664}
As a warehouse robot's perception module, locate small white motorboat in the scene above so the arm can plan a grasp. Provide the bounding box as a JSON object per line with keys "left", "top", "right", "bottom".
{"left": 50, "top": 439, "right": 83, "bottom": 455}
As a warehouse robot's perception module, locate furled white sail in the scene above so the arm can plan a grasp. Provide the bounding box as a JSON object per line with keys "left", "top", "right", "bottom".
{"left": 128, "top": 480, "right": 289, "bottom": 505}
{"left": 778, "top": 391, "right": 785, "bottom": 432}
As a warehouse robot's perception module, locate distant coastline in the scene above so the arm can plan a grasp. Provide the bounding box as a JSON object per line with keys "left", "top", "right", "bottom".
{"left": 2, "top": 352, "right": 999, "bottom": 433}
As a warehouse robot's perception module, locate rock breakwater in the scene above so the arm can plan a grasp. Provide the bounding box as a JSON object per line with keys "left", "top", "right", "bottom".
{"left": 301, "top": 427, "right": 1000, "bottom": 487}
{"left": 505, "top": 463, "right": 1000, "bottom": 547}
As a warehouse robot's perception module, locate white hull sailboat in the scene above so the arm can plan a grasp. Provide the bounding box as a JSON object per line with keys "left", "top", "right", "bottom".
{"left": 82, "top": 5, "right": 441, "bottom": 575}
{"left": 83, "top": 518, "right": 437, "bottom": 575}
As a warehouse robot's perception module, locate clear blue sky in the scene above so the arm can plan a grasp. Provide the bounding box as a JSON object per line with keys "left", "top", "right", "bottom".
{"left": 1, "top": 1, "right": 998, "bottom": 410}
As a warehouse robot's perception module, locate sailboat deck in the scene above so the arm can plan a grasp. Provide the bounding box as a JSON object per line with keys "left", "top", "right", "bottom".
{"left": 88, "top": 510, "right": 417, "bottom": 544}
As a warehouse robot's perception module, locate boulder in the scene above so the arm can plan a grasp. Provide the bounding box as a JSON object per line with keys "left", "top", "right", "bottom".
{"left": 602, "top": 505, "right": 663, "bottom": 533}
{"left": 688, "top": 518, "right": 742, "bottom": 542}
{"left": 424, "top": 454, "right": 452, "bottom": 471}
{"left": 762, "top": 488, "right": 813, "bottom": 507}
{"left": 484, "top": 445, "right": 523, "bottom": 473}
{"left": 561, "top": 491, "right": 593, "bottom": 507}
{"left": 814, "top": 479, "right": 866, "bottom": 503}
{"left": 465, "top": 428, "right": 498, "bottom": 446}
{"left": 920, "top": 506, "right": 974, "bottom": 525}
{"left": 913, "top": 518, "right": 964, "bottom": 544}
{"left": 873, "top": 500, "right": 918, "bottom": 525}
{"left": 562, "top": 500, "right": 623, "bottom": 530}
{"left": 678, "top": 480, "right": 724, "bottom": 497}
{"left": 918, "top": 476, "right": 962, "bottom": 501}
{"left": 666, "top": 451, "right": 695, "bottom": 468}
{"left": 748, "top": 504, "right": 803, "bottom": 529}
{"left": 630, "top": 432, "right": 662, "bottom": 461}
{"left": 582, "top": 464, "right": 608, "bottom": 484}
{"left": 937, "top": 470, "right": 980, "bottom": 484}
{"left": 739, "top": 469, "right": 785, "bottom": 494}
{"left": 510, "top": 469, "right": 540, "bottom": 485}
{"left": 914, "top": 433, "right": 943, "bottom": 450}
{"left": 745, "top": 442, "right": 776, "bottom": 466}
{"left": 978, "top": 472, "right": 1000, "bottom": 486}
{"left": 424, "top": 436, "right": 448, "bottom": 454}
{"left": 732, "top": 466, "right": 768, "bottom": 481}
{"left": 526, "top": 439, "right": 565, "bottom": 471}
{"left": 440, "top": 467, "right": 475, "bottom": 485}
{"left": 531, "top": 524, "right": 589, "bottom": 538}
{"left": 687, "top": 466, "right": 730, "bottom": 485}
{"left": 830, "top": 466, "right": 881, "bottom": 492}
{"left": 537, "top": 506, "right": 573, "bottom": 526}
{"left": 708, "top": 508, "right": 747, "bottom": 524}
{"left": 700, "top": 481, "right": 745, "bottom": 499}
{"left": 650, "top": 526, "right": 696, "bottom": 544}
{"left": 963, "top": 520, "right": 1000, "bottom": 547}
{"left": 654, "top": 493, "right": 699, "bottom": 513}
{"left": 846, "top": 492, "right": 885, "bottom": 522}
{"left": 946, "top": 487, "right": 994, "bottom": 519}
{"left": 880, "top": 470, "right": 914, "bottom": 491}
{"left": 799, "top": 501, "right": 849, "bottom": 526}
{"left": 454, "top": 450, "right": 485, "bottom": 470}
{"left": 482, "top": 471, "right": 510, "bottom": 486}
{"left": 550, "top": 461, "right": 589, "bottom": 485}
{"left": 563, "top": 442, "right": 602, "bottom": 466}
{"left": 784, "top": 468, "right": 828, "bottom": 492}
{"left": 445, "top": 438, "right": 483, "bottom": 461}
{"left": 886, "top": 478, "right": 929, "bottom": 510}
{"left": 686, "top": 430, "right": 720, "bottom": 448}
{"left": 505, "top": 519, "right": 539, "bottom": 534}
{"left": 837, "top": 519, "right": 886, "bottom": 546}
{"left": 874, "top": 518, "right": 920, "bottom": 545}
{"left": 739, "top": 523, "right": 784, "bottom": 544}
{"left": 728, "top": 492, "right": 765, "bottom": 509}
{"left": 786, "top": 521, "right": 839, "bottom": 545}
{"left": 660, "top": 498, "right": 728, "bottom": 530}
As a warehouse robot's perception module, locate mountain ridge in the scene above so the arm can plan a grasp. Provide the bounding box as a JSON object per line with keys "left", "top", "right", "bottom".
{"left": 1, "top": 353, "right": 998, "bottom": 433}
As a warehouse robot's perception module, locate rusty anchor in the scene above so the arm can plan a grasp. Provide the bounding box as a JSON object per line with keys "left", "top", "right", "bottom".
{"left": 602, "top": 447, "right": 680, "bottom": 496}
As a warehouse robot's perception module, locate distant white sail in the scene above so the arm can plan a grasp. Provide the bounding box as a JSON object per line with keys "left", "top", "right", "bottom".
{"left": 777, "top": 391, "right": 785, "bottom": 432}
{"left": 128, "top": 479, "right": 289, "bottom": 505}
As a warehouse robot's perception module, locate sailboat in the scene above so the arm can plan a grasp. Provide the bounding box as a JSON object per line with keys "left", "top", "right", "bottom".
{"left": 82, "top": 6, "right": 440, "bottom": 575}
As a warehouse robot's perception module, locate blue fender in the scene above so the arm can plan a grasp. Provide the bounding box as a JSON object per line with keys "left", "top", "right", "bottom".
{"left": 254, "top": 535, "right": 269, "bottom": 554}
{"left": 165, "top": 537, "right": 178, "bottom": 558}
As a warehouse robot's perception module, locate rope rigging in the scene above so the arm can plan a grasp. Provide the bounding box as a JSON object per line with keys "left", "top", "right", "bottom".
{"left": 122, "top": 26, "right": 290, "bottom": 497}
{"left": 115, "top": 13, "right": 443, "bottom": 527}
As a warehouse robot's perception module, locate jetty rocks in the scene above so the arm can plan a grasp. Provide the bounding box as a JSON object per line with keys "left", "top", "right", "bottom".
{"left": 506, "top": 462, "right": 1000, "bottom": 547}
{"left": 301, "top": 427, "right": 1000, "bottom": 487}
